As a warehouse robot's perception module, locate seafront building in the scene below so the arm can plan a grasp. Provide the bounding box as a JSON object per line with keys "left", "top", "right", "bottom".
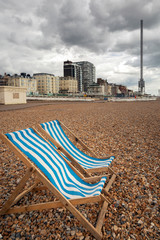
{"left": 74, "top": 61, "right": 96, "bottom": 92}
{"left": 59, "top": 76, "right": 78, "bottom": 94}
{"left": 33, "top": 73, "right": 59, "bottom": 95}
{"left": 6, "top": 73, "right": 37, "bottom": 96}
{"left": 107, "top": 84, "right": 112, "bottom": 96}
{"left": 87, "top": 78, "right": 133, "bottom": 97}
{"left": 64, "top": 60, "right": 96, "bottom": 92}
{"left": 88, "top": 79, "right": 108, "bottom": 96}
{"left": 0, "top": 74, "right": 10, "bottom": 86}
{"left": 87, "top": 83, "right": 104, "bottom": 96}
{"left": 64, "top": 61, "right": 82, "bottom": 92}
{"left": 111, "top": 84, "right": 122, "bottom": 96}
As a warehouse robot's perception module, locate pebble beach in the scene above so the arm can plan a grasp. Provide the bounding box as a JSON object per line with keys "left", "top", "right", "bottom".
{"left": 0, "top": 100, "right": 159, "bottom": 240}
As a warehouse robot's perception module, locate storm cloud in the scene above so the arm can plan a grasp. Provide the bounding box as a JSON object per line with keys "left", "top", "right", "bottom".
{"left": 0, "top": 0, "right": 160, "bottom": 95}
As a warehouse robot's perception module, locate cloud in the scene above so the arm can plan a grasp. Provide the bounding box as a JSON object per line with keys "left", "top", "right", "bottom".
{"left": 37, "top": 0, "right": 102, "bottom": 52}
{"left": 35, "top": 0, "right": 160, "bottom": 59}
{"left": 90, "top": 0, "right": 160, "bottom": 31}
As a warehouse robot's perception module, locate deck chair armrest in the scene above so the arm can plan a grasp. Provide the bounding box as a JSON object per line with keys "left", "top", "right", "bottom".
{"left": 100, "top": 156, "right": 114, "bottom": 160}
{"left": 83, "top": 175, "right": 106, "bottom": 183}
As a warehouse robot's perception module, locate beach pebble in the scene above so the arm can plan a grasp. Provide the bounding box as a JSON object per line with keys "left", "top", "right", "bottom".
{"left": 0, "top": 100, "right": 159, "bottom": 239}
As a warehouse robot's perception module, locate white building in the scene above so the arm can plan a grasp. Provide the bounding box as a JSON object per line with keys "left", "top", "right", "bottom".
{"left": 0, "top": 86, "right": 27, "bottom": 104}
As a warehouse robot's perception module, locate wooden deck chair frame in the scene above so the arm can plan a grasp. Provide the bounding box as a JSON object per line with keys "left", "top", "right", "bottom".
{"left": 0, "top": 132, "right": 113, "bottom": 240}
{"left": 35, "top": 121, "right": 117, "bottom": 183}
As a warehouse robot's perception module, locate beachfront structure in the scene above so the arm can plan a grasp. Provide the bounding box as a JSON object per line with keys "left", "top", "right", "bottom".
{"left": 88, "top": 79, "right": 108, "bottom": 96}
{"left": 87, "top": 83, "right": 105, "bottom": 96}
{"left": 7, "top": 73, "right": 37, "bottom": 96}
{"left": 111, "top": 84, "right": 124, "bottom": 97}
{"left": 59, "top": 76, "right": 78, "bottom": 94}
{"left": 111, "top": 84, "right": 131, "bottom": 97}
{"left": 128, "top": 89, "right": 134, "bottom": 97}
{"left": 118, "top": 85, "right": 128, "bottom": 97}
{"left": 0, "top": 86, "right": 27, "bottom": 105}
{"left": 0, "top": 73, "right": 10, "bottom": 86}
{"left": 138, "top": 20, "right": 145, "bottom": 95}
{"left": 107, "top": 84, "right": 112, "bottom": 96}
{"left": 97, "top": 78, "right": 109, "bottom": 95}
{"left": 64, "top": 61, "right": 82, "bottom": 92}
{"left": 87, "top": 78, "right": 130, "bottom": 97}
{"left": 74, "top": 61, "right": 96, "bottom": 92}
{"left": 33, "top": 73, "right": 59, "bottom": 95}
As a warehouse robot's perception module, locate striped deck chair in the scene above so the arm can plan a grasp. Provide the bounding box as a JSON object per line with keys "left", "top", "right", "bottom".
{"left": 36, "top": 120, "right": 116, "bottom": 180}
{"left": 0, "top": 128, "right": 113, "bottom": 240}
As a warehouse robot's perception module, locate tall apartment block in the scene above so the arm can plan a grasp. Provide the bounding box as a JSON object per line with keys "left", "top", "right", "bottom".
{"left": 33, "top": 73, "right": 59, "bottom": 95}
{"left": 74, "top": 61, "right": 96, "bottom": 92}
{"left": 64, "top": 61, "right": 82, "bottom": 92}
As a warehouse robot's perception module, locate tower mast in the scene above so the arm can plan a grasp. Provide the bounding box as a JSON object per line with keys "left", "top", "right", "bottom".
{"left": 138, "top": 19, "right": 145, "bottom": 95}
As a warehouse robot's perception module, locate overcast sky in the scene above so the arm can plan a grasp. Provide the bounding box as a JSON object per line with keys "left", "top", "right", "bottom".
{"left": 0, "top": 0, "right": 160, "bottom": 95}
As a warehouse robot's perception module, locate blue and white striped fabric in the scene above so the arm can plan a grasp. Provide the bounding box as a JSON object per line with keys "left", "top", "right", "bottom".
{"left": 41, "top": 120, "right": 115, "bottom": 169}
{"left": 6, "top": 128, "right": 106, "bottom": 200}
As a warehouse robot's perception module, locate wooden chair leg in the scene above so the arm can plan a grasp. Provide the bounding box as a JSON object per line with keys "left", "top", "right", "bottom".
{"left": 12, "top": 180, "right": 39, "bottom": 206}
{"left": 0, "top": 167, "right": 33, "bottom": 215}
{"left": 96, "top": 201, "right": 108, "bottom": 234}
{"left": 104, "top": 174, "right": 116, "bottom": 192}
{"left": 102, "top": 173, "right": 116, "bottom": 200}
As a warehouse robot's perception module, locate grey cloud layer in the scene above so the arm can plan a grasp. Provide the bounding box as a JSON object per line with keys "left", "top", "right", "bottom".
{"left": 0, "top": 0, "right": 160, "bottom": 94}
{"left": 90, "top": 0, "right": 160, "bottom": 31}
{"left": 2, "top": 0, "right": 159, "bottom": 56}
{"left": 37, "top": 0, "right": 160, "bottom": 53}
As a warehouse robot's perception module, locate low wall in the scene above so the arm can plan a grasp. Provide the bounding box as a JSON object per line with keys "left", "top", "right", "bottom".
{"left": 0, "top": 86, "right": 27, "bottom": 105}
{"left": 27, "top": 96, "right": 96, "bottom": 102}
{"left": 108, "top": 97, "right": 157, "bottom": 102}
